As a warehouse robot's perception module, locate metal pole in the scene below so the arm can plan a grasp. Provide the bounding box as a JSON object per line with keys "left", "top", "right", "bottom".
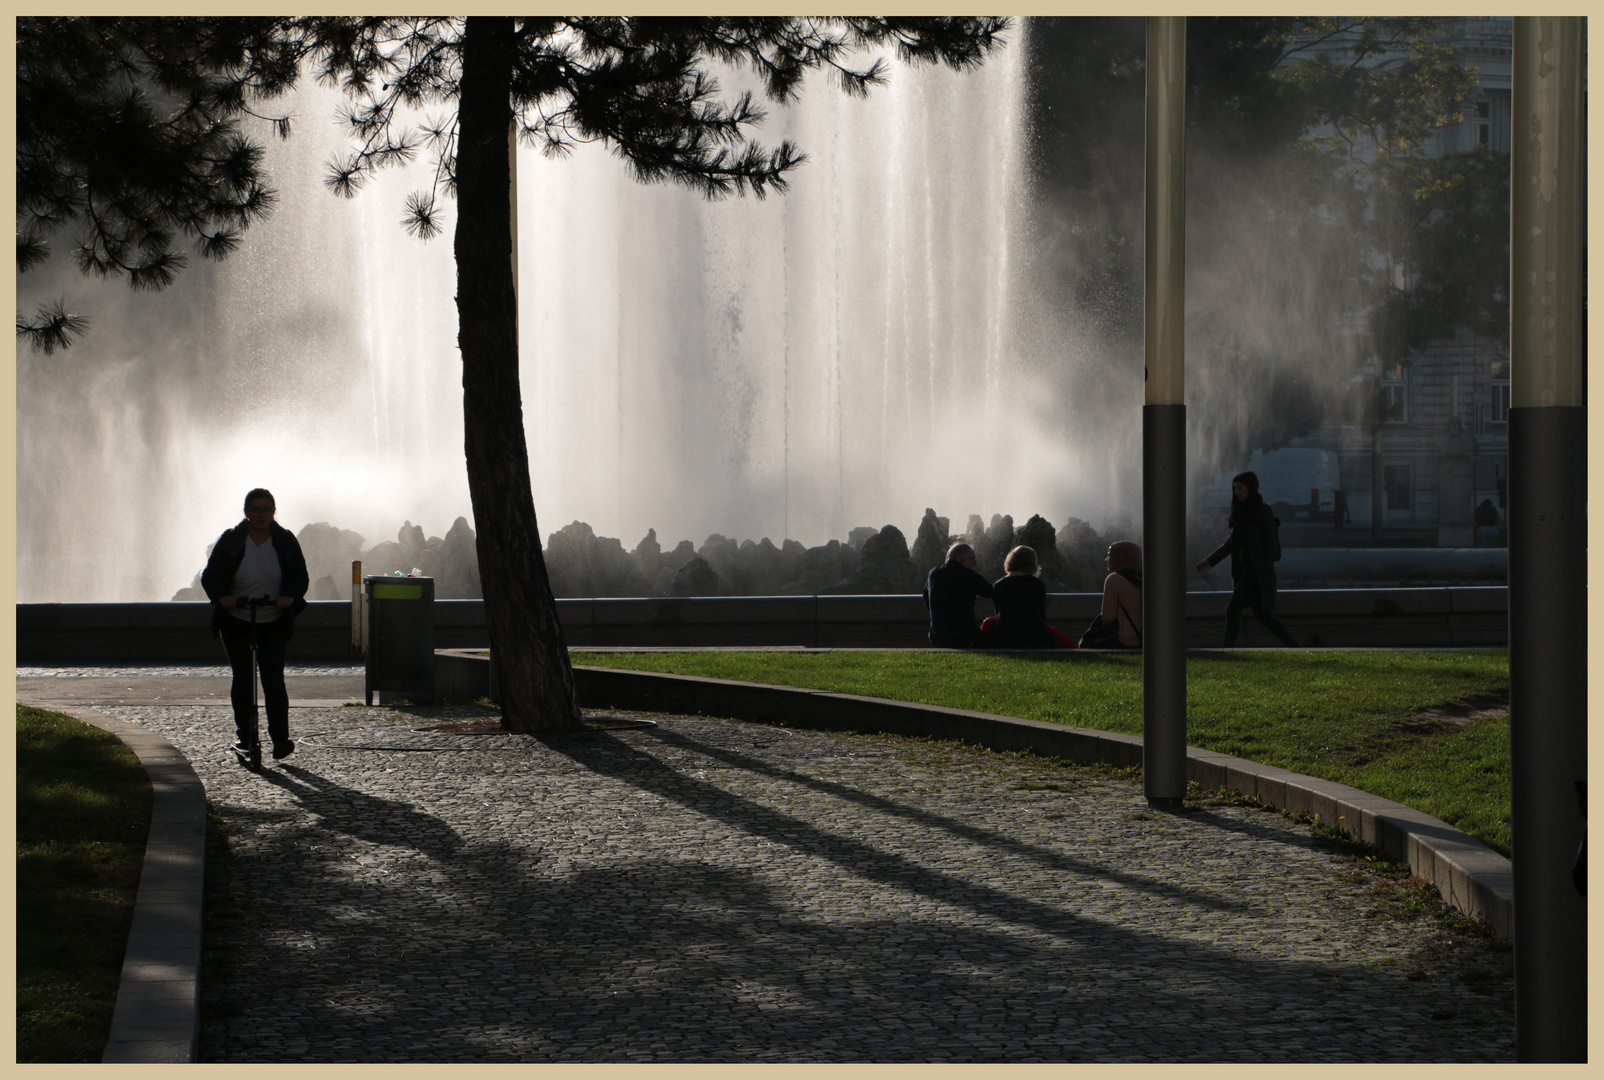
{"left": 1143, "top": 16, "right": 1187, "bottom": 809}
{"left": 1509, "top": 16, "right": 1586, "bottom": 1063}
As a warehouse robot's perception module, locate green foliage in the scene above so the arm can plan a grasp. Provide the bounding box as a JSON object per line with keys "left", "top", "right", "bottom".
{"left": 16, "top": 15, "right": 1009, "bottom": 344}
{"left": 16, "top": 705, "right": 153, "bottom": 1063}
{"left": 1025, "top": 17, "right": 1503, "bottom": 467}
{"left": 573, "top": 649, "right": 1512, "bottom": 853}
{"left": 15, "top": 17, "right": 290, "bottom": 351}
{"left": 1280, "top": 19, "right": 1477, "bottom": 159}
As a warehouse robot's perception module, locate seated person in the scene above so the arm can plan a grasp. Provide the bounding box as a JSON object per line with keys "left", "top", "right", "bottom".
{"left": 922, "top": 541, "right": 993, "bottom": 647}
{"left": 990, "top": 545, "right": 1054, "bottom": 649}
{"left": 1100, "top": 540, "right": 1143, "bottom": 648}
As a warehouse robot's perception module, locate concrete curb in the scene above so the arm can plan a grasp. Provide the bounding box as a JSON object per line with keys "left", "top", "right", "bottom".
{"left": 566, "top": 664, "right": 1514, "bottom": 938}
{"left": 22, "top": 656, "right": 1512, "bottom": 1064}
{"left": 46, "top": 707, "right": 206, "bottom": 1063}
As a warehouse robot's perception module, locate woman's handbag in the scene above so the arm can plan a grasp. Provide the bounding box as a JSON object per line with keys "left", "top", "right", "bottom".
{"left": 1079, "top": 598, "right": 1141, "bottom": 649}
{"left": 1078, "top": 614, "right": 1124, "bottom": 649}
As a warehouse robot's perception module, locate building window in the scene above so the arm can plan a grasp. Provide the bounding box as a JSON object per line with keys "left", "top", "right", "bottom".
{"left": 1384, "top": 464, "right": 1413, "bottom": 512}
{"left": 1489, "top": 357, "right": 1510, "bottom": 426}
{"left": 1474, "top": 99, "right": 1491, "bottom": 146}
{"left": 1381, "top": 364, "right": 1408, "bottom": 423}
{"left": 1491, "top": 381, "right": 1510, "bottom": 425}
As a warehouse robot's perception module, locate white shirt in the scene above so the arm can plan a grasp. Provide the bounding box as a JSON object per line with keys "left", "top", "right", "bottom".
{"left": 229, "top": 535, "right": 283, "bottom": 622}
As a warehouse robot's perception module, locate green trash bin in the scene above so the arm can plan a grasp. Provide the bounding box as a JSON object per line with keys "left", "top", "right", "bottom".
{"left": 364, "top": 575, "right": 435, "bottom": 705}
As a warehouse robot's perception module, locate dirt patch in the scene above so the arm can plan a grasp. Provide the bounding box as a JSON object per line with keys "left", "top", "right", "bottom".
{"left": 414, "top": 712, "right": 658, "bottom": 735}
{"left": 414, "top": 720, "right": 511, "bottom": 735}
{"left": 1395, "top": 692, "right": 1509, "bottom": 733}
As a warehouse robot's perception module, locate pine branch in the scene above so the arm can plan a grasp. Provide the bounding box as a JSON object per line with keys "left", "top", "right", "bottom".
{"left": 16, "top": 300, "right": 91, "bottom": 355}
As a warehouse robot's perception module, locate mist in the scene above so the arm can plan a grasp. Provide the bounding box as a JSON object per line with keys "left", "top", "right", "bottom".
{"left": 18, "top": 18, "right": 1390, "bottom": 603}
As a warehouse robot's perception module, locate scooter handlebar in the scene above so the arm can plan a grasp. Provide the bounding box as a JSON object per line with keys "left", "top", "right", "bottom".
{"left": 235, "top": 594, "right": 274, "bottom": 609}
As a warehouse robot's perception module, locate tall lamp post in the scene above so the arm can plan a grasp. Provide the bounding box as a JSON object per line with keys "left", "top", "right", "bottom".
{"left": 1509, "top": 16, "right": 1586, "bottom": 1062}
{"left": 1143, "top": 16, "right": 1188, "bottom": 808}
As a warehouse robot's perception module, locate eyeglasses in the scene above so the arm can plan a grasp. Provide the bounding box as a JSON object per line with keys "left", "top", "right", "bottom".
{"left": 246, "top": 506, "right": 275, "bottom": 514}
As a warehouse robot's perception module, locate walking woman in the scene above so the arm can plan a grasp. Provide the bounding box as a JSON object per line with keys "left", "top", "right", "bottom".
{"left": 201, "top": 488, "right": 310, "bottom": 758}
{"left": 1194, "top": 470, "right": 1299, "bottom": 647}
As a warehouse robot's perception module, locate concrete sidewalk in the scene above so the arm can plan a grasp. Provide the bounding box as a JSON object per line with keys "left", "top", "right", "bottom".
{"left": 20, "top": 667, "right": 1514, "bottom": 1063}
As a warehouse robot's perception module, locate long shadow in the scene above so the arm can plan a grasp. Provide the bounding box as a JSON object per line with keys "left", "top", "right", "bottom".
{"left": 641, "top": 724, "right": 1258, "bottom": 913}
{"left": 253, "top": 763, "right": 465, "bottom": 856}
{"left": 532, "top": 728, "right": 1257, "bottom": 946}
{"left": 194, "top": 725, "right": 1512, "bottom": 1062}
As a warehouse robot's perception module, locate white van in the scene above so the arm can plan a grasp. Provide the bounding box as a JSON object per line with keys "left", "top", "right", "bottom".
{"left": 1197, "top": 448, "right": 1342, "bottom": 521}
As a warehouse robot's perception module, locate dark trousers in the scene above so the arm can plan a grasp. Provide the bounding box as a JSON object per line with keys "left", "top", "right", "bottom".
{"left": 219, "top": 615, "right": 291, "bottom": 744}
{"left": 1223, "top": 582, "right": 1298, "bottom": 648}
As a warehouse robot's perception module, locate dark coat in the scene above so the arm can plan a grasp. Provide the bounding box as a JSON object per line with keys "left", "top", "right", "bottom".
{"left": 990, "top": 573, "right": 1051, "bottom": 648}
{"left": 200, "top": 521, "right": 311, "bottom": 638}
{"left": 922, "top": 562, "right": 995, "bottom": 647}
{"left": 1204, "top": 499, "right": 1278, "bottom": 612}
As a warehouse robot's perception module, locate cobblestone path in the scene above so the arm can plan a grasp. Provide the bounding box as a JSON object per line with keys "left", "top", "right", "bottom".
{"left": 94, "top": 702, "right": 1512, "bottom": 1063}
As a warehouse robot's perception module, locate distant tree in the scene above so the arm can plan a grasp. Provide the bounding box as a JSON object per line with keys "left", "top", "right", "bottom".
{"left": 15, "top": 15, "right": 1009, "bottom": 732}
{"left": 1025, "top": 17, "right": 1493, "bottom": 469}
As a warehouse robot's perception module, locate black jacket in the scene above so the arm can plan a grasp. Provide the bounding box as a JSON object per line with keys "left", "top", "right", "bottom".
{"left": 1204, "top": 500, "right": 1278, "bottom": 611}
{"left": 200, "top": 521, "right": 311, "bottom": 638}
{"left": 923, "top": 562, "right": 995, "bottom": 647}
{"left": 991, "top": 573, "right": 1051, "bottom": 648}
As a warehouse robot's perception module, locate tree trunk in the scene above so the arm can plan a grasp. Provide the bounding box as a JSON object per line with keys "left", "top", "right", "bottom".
{"left": 453, "top": 15, "right": 583, "bottom": 732}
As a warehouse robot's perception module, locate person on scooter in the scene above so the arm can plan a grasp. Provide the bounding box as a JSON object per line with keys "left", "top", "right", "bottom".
{"left": 201, "top": 488, "right": 310, "bottom": 760}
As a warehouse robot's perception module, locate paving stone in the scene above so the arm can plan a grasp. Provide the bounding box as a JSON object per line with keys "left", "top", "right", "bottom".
{"left": 90, "top": 700, "right": 1510, "bottom": 1063}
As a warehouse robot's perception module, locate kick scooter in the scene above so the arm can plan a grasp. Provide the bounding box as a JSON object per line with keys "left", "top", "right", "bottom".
{"left": 232, "top": 594, "right": 272, "bottom": 771}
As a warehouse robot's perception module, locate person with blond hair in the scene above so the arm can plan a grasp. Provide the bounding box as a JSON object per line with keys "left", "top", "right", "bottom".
{"left": 989, "top": 544, "right": 1055, "bottom": 649}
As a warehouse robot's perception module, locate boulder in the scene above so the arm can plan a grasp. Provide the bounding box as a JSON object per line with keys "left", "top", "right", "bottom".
{"left": 297, "top": 521, "right": 366, "bottom": 593}
{"left": 976, "top": 513, "right": 1015, "bottom": 581}
{"left": 435, "top": 517, "right": 481, "bottom": 599}
{"left": 910, "top": 507, "right": 949, "bottom": 573}
{"left": 669, "top": 555, "right": 722, "bottom": 596}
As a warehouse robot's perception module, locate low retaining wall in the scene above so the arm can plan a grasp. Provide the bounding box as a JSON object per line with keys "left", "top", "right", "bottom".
{"left": 17, "top": 587, "right": 1508, "bottom": 664}
{"left": 427, "top": 652, "right": 1512, "bottom": 937}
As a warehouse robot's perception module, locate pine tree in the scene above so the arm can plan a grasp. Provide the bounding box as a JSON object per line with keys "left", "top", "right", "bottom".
{"left": 16, "top": 15, "right": 1009, "bottom": 731}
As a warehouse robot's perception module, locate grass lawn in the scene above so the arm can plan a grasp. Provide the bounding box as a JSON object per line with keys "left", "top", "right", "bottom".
{"left": 571, "top": 650, "right": 1512, "bottom": 856}
{"left": 16, "top": 705, "right": 153, "bottom": 1063}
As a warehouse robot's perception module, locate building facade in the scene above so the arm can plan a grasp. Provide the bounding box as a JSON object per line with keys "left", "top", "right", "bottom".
{"left": 1284, "top": 18, "right": 1514, "bottom": 543}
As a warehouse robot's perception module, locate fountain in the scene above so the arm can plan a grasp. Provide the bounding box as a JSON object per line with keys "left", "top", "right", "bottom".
{"left": 17, "top": 23, "right": 1144, "bottom": 604}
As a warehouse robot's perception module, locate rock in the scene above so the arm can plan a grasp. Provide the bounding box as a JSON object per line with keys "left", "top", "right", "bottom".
{"left": 297, "top": 521, "right": 366, "bottom": 592}
{"left": 846, "top": 526, "right": 878, "bottom": 551}
{"left": 910, "top": 507, "right": 949, "bottom": 572}
{"left": 545, "top": 519, "right": 651, "bottom": 597}
{"left": 632, "top": 528, "right": 663, "bottom": 580}
{"left": 397, "top": 521, "right": 427, "bottom": 568}
{"left": 171, "top": 572, "right": 207, "bottom": 602}
{"left": 976, "top": 513, "right": 1015, "bottom": 580}
{"left": 850, "top": 524, "right": 922, "bottom": 593}
{"left": 1015, "top": 514, "right": 1062, "bottom": 583}
{"left": 436, "top": 517, "right": 481, "bottom": 599}
{"left": 360, "top": 540, "right": 405, "bottom": 579}
{"left": 1056, "top": 516, "right": 1104, "bottom": 592}
{"left": 669, "top": 555, "right": 722, "bottom": 596}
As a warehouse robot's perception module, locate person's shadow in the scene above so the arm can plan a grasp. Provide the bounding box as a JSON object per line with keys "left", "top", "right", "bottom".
{"left": 257, "top": 763, "right": 465, "bottom": 857}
